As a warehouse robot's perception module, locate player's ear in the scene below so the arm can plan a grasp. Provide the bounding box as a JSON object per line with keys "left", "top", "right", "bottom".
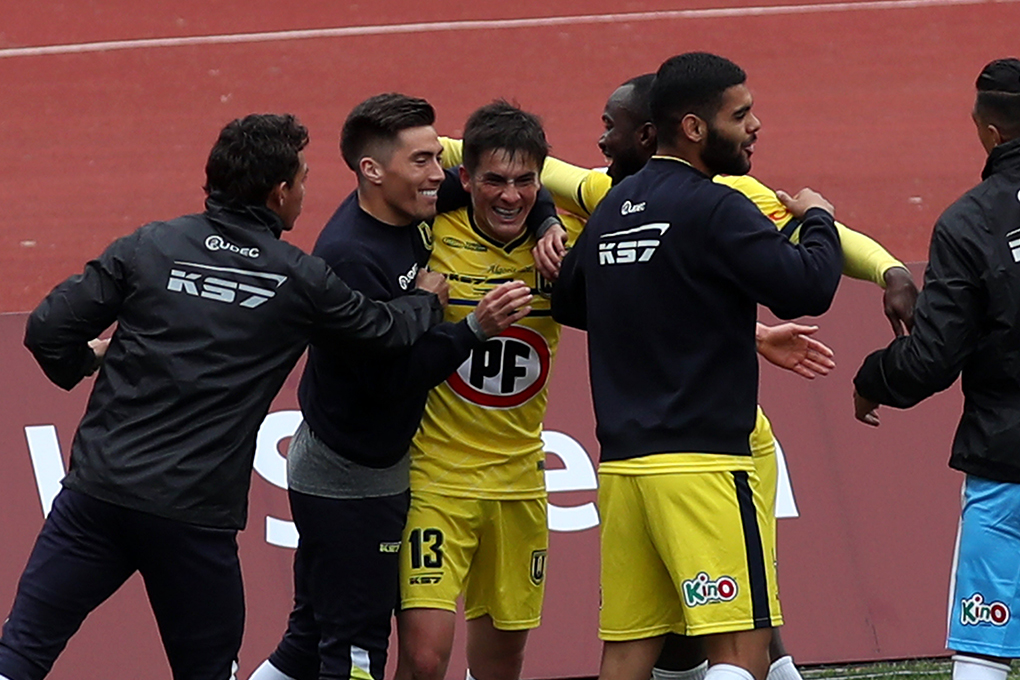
{"left": 360, "top": 156, "right": 384, "bottom": 185}
{"left": 681, "top": 114, "right": 706, "bottom": 144}
{"left": 266, "top": 182, "right": 287, "bottom": 211}
{"left": 459, "top": 164, "right": 471, "bottom": 192}
{"left": 637, "top": 122, "right": 657, "bottom": 151}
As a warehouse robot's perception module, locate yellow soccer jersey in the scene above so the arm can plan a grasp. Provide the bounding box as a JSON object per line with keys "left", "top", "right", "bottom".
{"left": 410, "top": 207, "right": 560, "bottom": 500}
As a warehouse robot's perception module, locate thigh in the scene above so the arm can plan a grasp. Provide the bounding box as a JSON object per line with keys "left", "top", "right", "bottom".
{"left": 400, "top": 491, "right": 479, "bottom": 613}
{"left": 133, "top": 513, "right": 244, "bottom": 680}
{"left": 465, "top": 498, "right": 547, "bottom": 630}
{"left": 291, "top": 490, "right": 410, "bottom": 680}
{"left": 0, "top": 489, "right": 135, "bottom": 680}
{"left": 597, "top": 473, "right": 682, "bottom": 641}
{"left": 947, "top": 476, "right": 1020, "bottom": 657}
{"left": 644, "top": 470, "right": 782, "bottom": 637}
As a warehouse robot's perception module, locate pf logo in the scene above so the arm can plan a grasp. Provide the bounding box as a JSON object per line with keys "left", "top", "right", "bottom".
{"left": 447, "top": 325, "right": 550, "bottom": 408}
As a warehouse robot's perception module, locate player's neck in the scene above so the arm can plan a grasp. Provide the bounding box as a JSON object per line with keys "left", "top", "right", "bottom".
{"left": 357, "top": 187, "right": 415, "bottom": 227}
{"left": 656, "top": 143, "right": 711, "bottom": 177}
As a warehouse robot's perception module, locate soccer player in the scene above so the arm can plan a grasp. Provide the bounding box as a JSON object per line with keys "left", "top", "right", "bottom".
{"left": 552, "top": 52, "right": 844, "bottom": 680}
{"left": 0, "top": 113, "right": 447, "bottom": 680}
{"left": 394, "top": 101, "right": 565, "bottom": 680}
{"left": 248, "top": 95, "right": 534, "bottom": 680}
{"left": 525, "top": 72, "right": 918, "bottom": 680}
{"left": 853, "top": 58, "right": 1020, "bottom": 680}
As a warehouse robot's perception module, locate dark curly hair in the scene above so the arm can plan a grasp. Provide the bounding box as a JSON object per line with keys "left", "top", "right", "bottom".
{"left": 204, "top": 113, "right": 309, "bottom": 207}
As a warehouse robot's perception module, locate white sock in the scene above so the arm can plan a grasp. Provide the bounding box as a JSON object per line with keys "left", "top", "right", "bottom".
{"left": 248, "top": 659, "right": 298, "bottom": 680}
{"left": 653, "top": 660, "right": 709, "bottom": 680}
{"left": 952, "top": 655, "right": 1011, "bottom": 680}
{"left": 766, "top": 656, "right": 802, "bottom": 680}
{"left": 705, "top": 663, "right": 755, "bottom": 680}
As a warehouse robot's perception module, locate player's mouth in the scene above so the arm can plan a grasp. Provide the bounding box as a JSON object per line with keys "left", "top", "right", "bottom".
{"left": 420, "top": 188, "right": 438, "bottom": 202}
{"left": 492, "top": 205, "right": 523, "bottom": 223}
{"left": 742, "top": 137, "right": 757, "bottom": 156}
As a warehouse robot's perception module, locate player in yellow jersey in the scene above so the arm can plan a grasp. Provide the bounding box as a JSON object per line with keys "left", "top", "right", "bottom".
{"left": 529, "top": 74, "right": 918, "bottom": 680}
{"left": 394, "top": 101, "right": 566, "bottom": 680}
{"left": 403, "top": 104, "right": 836, "bottom": 680}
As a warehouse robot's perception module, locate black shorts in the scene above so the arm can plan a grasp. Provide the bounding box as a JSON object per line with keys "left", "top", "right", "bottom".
{"left": 269, "top": 489, "right": 410, "bottom": 680}
{"left": 0, "top": 488, "right": 243, "bottom": 680}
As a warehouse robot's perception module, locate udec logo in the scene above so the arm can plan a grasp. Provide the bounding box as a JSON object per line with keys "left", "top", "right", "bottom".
{"left": 960, "top": 593, "right": 1010, "bottom": 626}
{"left": 447, "top": 325, "right": 550, "bottom": 408}
{"left": 682, "top": 572, "right": 739, "bottom": 608}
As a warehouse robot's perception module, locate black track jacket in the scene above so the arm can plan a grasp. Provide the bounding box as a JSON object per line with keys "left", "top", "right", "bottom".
{"left": 855, "top": 138, "right": 1020, "bottom": 483}
{"left": 24, "top": 197, "right": 443, "bottom": 529}
{"left": 552, "top": 157, "right": 842, "bottom": 463}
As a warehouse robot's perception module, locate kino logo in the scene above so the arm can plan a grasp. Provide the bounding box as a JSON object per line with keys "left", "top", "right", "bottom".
{"left": 682, "top": 572, "right": 738, "bottom": 607}
{"left": 960, "top": 593, "right": 1010, "bottom": 626}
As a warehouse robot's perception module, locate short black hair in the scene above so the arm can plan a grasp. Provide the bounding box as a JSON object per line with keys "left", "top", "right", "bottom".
{"left": 975, "top": 58, "right": 1020, "bottom": 141}
{"left": 650, "top": 52, "right": 746, "bottom": 148}
{"left": 462, "top": 100, "right": 549, "bottom": 174}
{"left": 619, "top": 73, "right": 657, "bottom": 123}
{"left": 204, "top": 114, "right": 309, "bottom": 207}
{"left": 340, "top": 93, "right": 436, "bottom": 173}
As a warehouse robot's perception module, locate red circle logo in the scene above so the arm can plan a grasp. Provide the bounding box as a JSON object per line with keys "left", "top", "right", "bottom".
{"left": 447, "top": 325, "right": 551, "bottom": 408}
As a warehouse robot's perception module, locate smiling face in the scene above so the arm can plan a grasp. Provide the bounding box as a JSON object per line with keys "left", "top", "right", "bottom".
{"left": 599, "top": 85, "right": 653, "bottom": 184}
{"left": 462, "top": 148, "right": 541, "bottom": 244}
{"left": 700, "top": 84, "right": 760, "bottom": 176}
{"left": 371, "top": 125, "right": 445, "bottom": 224}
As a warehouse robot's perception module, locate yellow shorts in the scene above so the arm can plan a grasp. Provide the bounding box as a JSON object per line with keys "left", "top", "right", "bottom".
{"left": 399, "top": 490, "right": 548, "bottom": 630}
{"left": 597, "top": 465, "right": 782, "bottom": 640}
{"left": 751, "top": 406, "right": 778, "bottom": 538}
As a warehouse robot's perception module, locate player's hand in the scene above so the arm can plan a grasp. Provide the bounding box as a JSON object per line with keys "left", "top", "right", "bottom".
{"left": 88, "top": 337, "right": 110, "bottom": 360}
{"left": 883, "top": 266, "right": 918, "bottom": 337}
{"left": 86, "top": 337, "right": 110, "bottom": 375}
{"left": 777, "top": 188, "right": 834, "bottom": 219}
{"left": 415, "top": 269, "right": 449, "bottom": 307}
{"left": 854, "top": 389, "right": 881, "bottom": 426}
{"left": 532, "top": 224, "right": 568, "bottom": 282}
{"left": 474, "top": 281, "right": 533, "bottom": 337}
{"left": 756, "top": 322, "right": 835, "bottom": 379}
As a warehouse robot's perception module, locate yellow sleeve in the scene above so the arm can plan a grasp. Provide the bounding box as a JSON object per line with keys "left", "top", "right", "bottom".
{"left": 438, "top": 137, "right": 463, "bottom": 169}
{"left": 540, "top": 156, "right": 613, "bottom": 218}
{"left": 716, "top": 175, "right": 904, "bottom": 287}
{"left": 557, "top": 212, "right": 587, "bottom": 246}
{"left": 714, "top": 175, "right": 796, "bottom": 229}
{"left": 796, "top": 222, "right": 905, "bottom": 286}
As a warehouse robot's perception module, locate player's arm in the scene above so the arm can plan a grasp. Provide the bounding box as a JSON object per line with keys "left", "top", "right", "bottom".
{"left": 550, "top": 222, "right": 591, "bottom": 330}
{"left": 436, "top": 167, "right": 471, "bottom": 213}
{"left": 719, "top": 175, "right": 919, "bottom": 335}
{"left": 438, "top": 136, "right": 463, "bottom": 168}
{"left": 402, "top": 281, "right": 534, "bottom": 389}
{"left": 540, "top": 155, "right": 613, "bottom": 218}
{"left": 712, "top": 189, "right": 843, "bottom": 319}
{"left": 853, "top": 217, "right": 982, "bottom": 420}
{"left": 24, "top": 232, "right": 136, "bottom": 390}
{"left": 308, "top": 262, "right": 444, "bottom": 351}
{"left": 795, "top": 221, "right": 919, "bottom": 336}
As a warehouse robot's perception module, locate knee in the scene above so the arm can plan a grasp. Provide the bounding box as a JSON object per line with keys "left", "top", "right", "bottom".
{"left": 402, "top": 646, "right": 450, "bottom": 680}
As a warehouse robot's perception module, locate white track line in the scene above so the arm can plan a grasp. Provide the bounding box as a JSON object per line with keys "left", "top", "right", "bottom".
{"left": 1, "top": 0, "right": 1014, "bottom": 60}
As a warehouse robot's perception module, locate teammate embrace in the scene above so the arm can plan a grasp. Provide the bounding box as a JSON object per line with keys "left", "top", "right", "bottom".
{"left": 8, "top": 48, "right": 1014, "bottom": 680}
